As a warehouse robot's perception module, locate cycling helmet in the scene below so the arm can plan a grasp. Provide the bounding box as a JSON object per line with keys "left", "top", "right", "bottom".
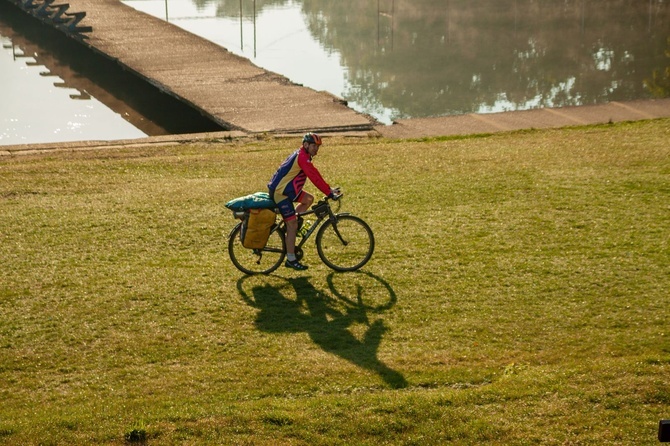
{"left": 303, "top": 132, "right": 322, "bottom": 146}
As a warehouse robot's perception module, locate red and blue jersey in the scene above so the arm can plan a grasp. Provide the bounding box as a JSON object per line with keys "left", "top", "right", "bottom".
{"left": 268, "top": 147, "right": 330, "bottom": 202}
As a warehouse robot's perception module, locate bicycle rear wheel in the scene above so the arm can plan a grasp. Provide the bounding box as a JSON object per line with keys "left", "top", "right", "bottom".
{"left": 228, "top": 223, "right": 286, "bottom": 275}
{"left": 316, "top": 215, "right": 374, "bottom": 272}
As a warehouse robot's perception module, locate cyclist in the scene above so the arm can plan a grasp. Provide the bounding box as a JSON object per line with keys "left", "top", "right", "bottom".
{"left": 268, "top": 132, "right": 340, "bottom": 270}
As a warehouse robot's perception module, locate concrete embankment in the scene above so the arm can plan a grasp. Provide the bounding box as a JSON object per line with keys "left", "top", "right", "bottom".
{"left": 375, "top": 98, "right": 670, "bottom": 139}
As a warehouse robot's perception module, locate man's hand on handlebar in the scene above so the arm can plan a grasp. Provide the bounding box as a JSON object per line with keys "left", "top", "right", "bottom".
{"left": 328, "top": 187, "right": 343, "bottom": 200}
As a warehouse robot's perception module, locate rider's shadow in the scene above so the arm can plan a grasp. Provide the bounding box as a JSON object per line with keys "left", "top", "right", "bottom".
{"left": 245, "top": 275, "right": 407, "bottom": 389}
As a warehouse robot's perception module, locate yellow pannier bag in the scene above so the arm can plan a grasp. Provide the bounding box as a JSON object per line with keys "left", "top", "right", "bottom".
{"left": 242, "top": 209, "right": 276, "bottom": 249}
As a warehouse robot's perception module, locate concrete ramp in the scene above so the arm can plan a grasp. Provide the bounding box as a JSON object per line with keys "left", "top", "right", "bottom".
{"left": 8, "top": 0, "right": 376, "bottom": 134}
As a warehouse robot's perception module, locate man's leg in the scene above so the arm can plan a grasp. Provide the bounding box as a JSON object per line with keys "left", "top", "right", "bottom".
{"left": 295, "top": 192, "right": 314, "bottom": 215}
{"left": 285, "top": 217, "right": 298, "bottom": 256}
{"left": 274, "top": 195, "right": 308, "bottom": 270}
{"left": 284, "top": 217, "right": 307, "bottom": 270}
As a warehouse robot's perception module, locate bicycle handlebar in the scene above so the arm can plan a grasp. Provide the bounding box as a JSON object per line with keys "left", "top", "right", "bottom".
{"left": 328, "top": 187, "right": 343, "bottom": 201}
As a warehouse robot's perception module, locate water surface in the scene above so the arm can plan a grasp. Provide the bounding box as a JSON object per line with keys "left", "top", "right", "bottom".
{"left": 125, "top": 0, "right": 670, "bottom": 124}
{"left": 0, "top": 2, "right": 224, "bottom": 147}
{"left": 0, "top": 30, "right": 147, "bottom": 146}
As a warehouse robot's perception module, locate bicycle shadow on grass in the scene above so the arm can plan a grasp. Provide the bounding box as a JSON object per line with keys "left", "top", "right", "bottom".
{"left": 237, "top": 271, "right": 407, "bottom": 389}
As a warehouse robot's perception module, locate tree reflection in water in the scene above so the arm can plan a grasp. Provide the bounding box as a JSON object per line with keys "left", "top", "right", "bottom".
{"left": 141, "top": 0, "right": 670, "bottom": 122}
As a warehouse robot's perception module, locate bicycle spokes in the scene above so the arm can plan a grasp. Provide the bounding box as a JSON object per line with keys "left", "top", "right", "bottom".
{"left": 316, "top": 215, "right": 374, "bottom": 272}
{"left": 229, "top": 224, "right": 286, "bottom": 275}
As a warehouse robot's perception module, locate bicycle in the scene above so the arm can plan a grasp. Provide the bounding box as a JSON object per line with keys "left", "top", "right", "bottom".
{"left": 228, "top": 192, "right": 374, "bottom": 275}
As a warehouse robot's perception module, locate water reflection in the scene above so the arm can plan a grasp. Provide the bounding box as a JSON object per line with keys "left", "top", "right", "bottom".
{"left": 127, "top": 0, "right": 670, "bottom": 124}
{"left": 0, "top": 31, "right": 147, "bottom": 146}
{"left": 0, "top": 2, "right": 224, "bottom": 147}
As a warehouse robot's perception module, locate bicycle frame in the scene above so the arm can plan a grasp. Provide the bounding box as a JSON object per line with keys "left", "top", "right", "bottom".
{"left": 227, "top": 193, "right": 374, "bottom": 274}
{"left": 279, "top": 198, "right": 350, "bottom": 250}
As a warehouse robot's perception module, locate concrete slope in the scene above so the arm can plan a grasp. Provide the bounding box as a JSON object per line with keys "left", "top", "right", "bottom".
{"left": 376, "top": 99, "right": 670, "bottom": 139}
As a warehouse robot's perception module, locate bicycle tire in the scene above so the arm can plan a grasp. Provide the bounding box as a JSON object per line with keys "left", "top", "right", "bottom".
{"left": 316, "top": 215, "right": 374, "bottom": 272}
{"left": 228, "top": 223, "right": 286, "bottom": 275}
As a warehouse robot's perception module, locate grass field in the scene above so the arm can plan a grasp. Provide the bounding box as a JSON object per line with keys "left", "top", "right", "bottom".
{"left": 1, "top": 119, "right": 669, "bottom": 445}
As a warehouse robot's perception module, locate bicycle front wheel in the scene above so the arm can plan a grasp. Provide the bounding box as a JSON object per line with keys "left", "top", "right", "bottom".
{"left": 228, "top": 224, "right": 286, "bottom": 275}
{"left": 316, "top": 215, "right": 374, "bottom": 272}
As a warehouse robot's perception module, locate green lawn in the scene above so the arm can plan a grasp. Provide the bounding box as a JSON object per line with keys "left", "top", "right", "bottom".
{"left": 1, "top": 120, "right": 669, "bottom": 445}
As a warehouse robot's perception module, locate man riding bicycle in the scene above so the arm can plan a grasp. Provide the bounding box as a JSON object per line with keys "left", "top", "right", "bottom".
{"left": 268, "top": 132, "right": 340, "bottom": 270}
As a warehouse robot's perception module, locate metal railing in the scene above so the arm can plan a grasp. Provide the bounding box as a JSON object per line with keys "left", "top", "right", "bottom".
{"left": 8, "top": 0, "right": 92, "bottom": 35}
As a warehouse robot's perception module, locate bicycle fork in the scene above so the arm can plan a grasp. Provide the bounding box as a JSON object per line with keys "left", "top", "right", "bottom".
{"left": 333, "top": 227, "right": 349, "bottom": 246}
{"left": 330, "top": 219, "right": 349, "bottom": 246}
